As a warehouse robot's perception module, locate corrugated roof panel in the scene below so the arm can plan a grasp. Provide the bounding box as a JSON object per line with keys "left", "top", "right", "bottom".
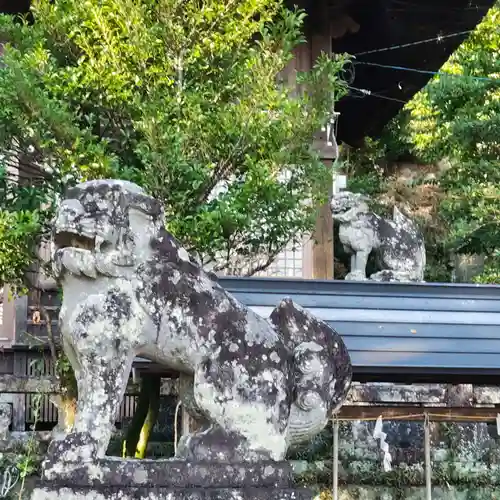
{"left": 219, "top": 277, "right": 500, "bottom": 376}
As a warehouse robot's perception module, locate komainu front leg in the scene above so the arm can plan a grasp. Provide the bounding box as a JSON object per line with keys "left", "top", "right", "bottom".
{"left": 345, "top": 250, "right": 370, "bottom": 280}
{"left": 72, "top": 343, "right": 135, "bottom": 455}
{"left": 46, "top": 341, "right": 135, "bottom": 468}
{"left": 45, "top": 290, "right": 141, "bottom": 468}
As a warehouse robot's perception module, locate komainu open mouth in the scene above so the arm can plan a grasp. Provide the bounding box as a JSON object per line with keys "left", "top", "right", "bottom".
{"left": 54, "top": 231, "right": 95, "bottom": 251}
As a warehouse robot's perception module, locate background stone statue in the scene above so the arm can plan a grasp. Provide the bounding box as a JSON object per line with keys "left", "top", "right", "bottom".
{"left": 331, "top": 191, "right": 426, "bottom": 282}
{"left": 48, "top": 179, "right": 352, "bottom": 468}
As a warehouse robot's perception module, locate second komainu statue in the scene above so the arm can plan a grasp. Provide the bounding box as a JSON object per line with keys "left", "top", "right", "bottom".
{"left": 331, "top": 191, "right": 426, "bottom": 282}
{"left": 47, "top": 179, "right": 352, "bottom": 469}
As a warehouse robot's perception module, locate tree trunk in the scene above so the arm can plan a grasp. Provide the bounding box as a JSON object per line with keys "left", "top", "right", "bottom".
{"left": 125, "top": 374, "right": 161, "bottom": 458}
{"left": 51, "top": 394, "right": 77, "bottom": 438}
{"left": 135, "top": 376, "right": 161, "bottom": 459}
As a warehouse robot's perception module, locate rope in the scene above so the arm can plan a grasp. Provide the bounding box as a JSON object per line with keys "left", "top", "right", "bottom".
{"left": 173, "top": 400, "right": 182, "bottom": 455}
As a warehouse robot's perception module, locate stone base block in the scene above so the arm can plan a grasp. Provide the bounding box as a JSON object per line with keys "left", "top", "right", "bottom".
{"left": 33, "top": 459, "right": 313, "bottom": 500}
{"left": 32, "top": 485, "right": 313, "bottom": 499}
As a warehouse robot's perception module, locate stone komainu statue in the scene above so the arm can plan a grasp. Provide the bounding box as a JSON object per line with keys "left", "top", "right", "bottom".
{"left": 331, "top": 191, "right": 426, "bottom": 282}
{"left": 50, "top": 179, "right": 352, "bottom": 464}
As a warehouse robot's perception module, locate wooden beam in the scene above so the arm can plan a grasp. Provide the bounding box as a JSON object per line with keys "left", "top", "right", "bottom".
{"left": 0, "top": 374, "right": 58, "bottom": 393}
{"left": 0, "top": 374, "right": 177, "bottom": 396}
{"left": 337, "top": 405, "right": 500, "bottom": 422}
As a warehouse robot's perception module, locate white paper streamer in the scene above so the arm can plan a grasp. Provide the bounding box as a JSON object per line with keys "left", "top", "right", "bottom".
{"left": 496, "top": 413, "right": 500, "bottom": 436}
{"left": 373, "top": 415, "right": 392, "bottom": 472}
{"left": 0, "top": 465, "right": 19, "bottom": 498}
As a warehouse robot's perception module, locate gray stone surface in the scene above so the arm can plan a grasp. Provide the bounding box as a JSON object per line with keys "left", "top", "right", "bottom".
{"left": 0, "top": 402, "right": 12, "bottom": 440}
{"left": 33, "top": 460, "right": 312, "bottom": 499}
{"left": 46, "top": 179, "right": 351, "bottom": 473}
{"left": 31, "top": 486, "right": 313, "bottom": 500}
{"left": 346, "top": 381, "right": 500, "bottom": 407}
{"left": 331, "top": 191, "right": 426, "bottom": 282}
{"left": 346, "top": 382, "right": 446, "bottom": 405}
{"left": 41, "top": 459, "right": 295, "bottom": 487}
{"left": 333, "top": 487, "right": 500, "bottom": 500}
{"left": 27, "top": 378, "right": 500, "bottom": 499}
{"left": 289, "top": 380, "right": 500, "bottom": 496}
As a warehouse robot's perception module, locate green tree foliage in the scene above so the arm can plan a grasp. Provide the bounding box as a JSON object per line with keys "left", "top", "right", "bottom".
{"left": 406, "top": 4, "right": 500, "bottom": 257}
{"left": 0, "top": 0, "right": 347, "bottom": 286}
{"left": 0, "top": 166, "right": 51, "bottom": 292}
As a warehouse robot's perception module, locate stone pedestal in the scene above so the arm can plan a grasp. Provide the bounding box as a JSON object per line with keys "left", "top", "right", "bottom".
{"left": 31, "top": 459, "right": 313, "bottom": 500}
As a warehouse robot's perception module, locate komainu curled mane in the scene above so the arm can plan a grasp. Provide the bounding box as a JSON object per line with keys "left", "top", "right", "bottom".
{"left": 50, "top": 179, "right": 352, "bottom": 464}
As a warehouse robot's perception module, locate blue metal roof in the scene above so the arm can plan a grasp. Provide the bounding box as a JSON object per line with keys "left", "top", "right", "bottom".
{"left": 218, "top": 277, "right": 500, "bottom": 381}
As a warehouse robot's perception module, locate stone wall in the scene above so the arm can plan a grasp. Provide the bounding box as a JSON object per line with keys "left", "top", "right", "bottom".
{"left": 1, "top": 379, "right": 500, "bottom": 499}
{"left": 294, "top": 382, "right": 500, "bottom": 499}
{"left": 331, "top": 419, "right": 500, "bottom": 498}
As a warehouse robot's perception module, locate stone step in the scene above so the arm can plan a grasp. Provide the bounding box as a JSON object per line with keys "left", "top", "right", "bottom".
{"left": 32, "top": 485, "right": 314, "bottom": 500}
{"left": 41, "top": 459, "right": 295, "bottom": 489}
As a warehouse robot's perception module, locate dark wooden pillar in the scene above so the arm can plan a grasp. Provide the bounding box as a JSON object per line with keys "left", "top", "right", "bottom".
{"left": 311, "top": 34, "right": 336, "bottom": 280}
{"left": 312, "top": 173, "right": 335, "bottom": 280}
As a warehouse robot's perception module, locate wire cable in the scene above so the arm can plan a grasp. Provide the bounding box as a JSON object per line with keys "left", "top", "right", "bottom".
{"left": 355, "top": 61, "right": 500, "bottom": 83}
{"left": 354, "top": 29, "right": 474, "bottom": 56}
{"left": 341, "top": 60, "right": 356, "bottom": 85}
{"left": 347, "top": 85, "right": 408, "bottom": 104}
